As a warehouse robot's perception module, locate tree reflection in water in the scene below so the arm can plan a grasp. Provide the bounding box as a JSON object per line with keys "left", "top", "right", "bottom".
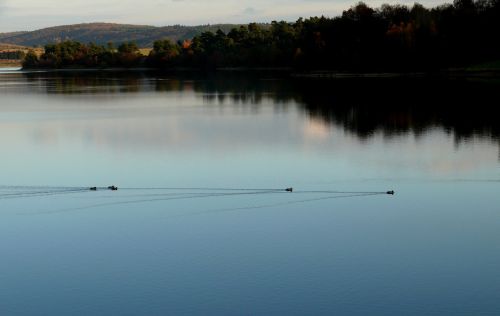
{"left": 21, "top": 71, "right": 500, "bottom": 157}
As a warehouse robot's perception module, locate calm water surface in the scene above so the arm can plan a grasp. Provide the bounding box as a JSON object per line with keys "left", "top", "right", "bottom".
{"left": 0, "top": 68, "right": 499, "bottom": 315}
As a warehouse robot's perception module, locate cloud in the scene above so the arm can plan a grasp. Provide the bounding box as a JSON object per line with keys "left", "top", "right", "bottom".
{"left": 242, "top": 7, "right": 259, "bottom": 15}
{"left": 0, "top": 0, "right": 7, "bottom": 14}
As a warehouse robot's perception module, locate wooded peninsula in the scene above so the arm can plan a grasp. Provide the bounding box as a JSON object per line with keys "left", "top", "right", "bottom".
{"left": 21, "top": 0, "right": 500, "bottom": 72}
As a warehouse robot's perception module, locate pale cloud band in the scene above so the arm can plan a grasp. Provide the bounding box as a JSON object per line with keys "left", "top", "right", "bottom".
{"left": 0, "top": 0, "right": 448, "bottom": 32}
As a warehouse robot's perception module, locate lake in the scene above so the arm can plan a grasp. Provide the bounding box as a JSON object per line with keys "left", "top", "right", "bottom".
{"left": 1, "top": 68, "right": 499, "bottom": 315}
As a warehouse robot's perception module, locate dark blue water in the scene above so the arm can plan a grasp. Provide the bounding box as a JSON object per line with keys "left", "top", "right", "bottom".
{"left": 0, "top": 69, "right": 499, "bottom": 315}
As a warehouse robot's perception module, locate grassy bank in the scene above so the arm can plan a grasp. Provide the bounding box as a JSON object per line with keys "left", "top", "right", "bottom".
{"left": 0, "top": 60, "right": 22, "bottom": 67}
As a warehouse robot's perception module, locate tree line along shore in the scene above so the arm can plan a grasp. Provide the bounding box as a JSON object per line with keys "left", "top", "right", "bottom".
{"left": 18, "top": 0, "right": 500, "bottom": 72}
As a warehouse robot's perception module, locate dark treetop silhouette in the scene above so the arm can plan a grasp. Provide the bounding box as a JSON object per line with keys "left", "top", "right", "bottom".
{"left": 22, "top": 0, "right": 500, "bottom": 72}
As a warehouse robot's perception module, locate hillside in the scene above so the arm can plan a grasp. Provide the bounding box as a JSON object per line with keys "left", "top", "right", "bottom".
{"left": 0, "top": 43, "right": 26, "bottom": 66}
{"left": 0, "top": 23, "right": 241, "bottom": 48}
{"left": 0, "top": 43, "right": 28, "bottom": 51}
{"left": 0, "top": 32, "right": 28, "bottom": 41}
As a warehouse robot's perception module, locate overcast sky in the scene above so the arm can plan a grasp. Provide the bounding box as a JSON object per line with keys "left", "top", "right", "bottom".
{"left": 0, "top": 0, "right": 447, "bottom": 32}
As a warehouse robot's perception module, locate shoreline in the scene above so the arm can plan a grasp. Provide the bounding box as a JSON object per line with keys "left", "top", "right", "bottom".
{"left": 13, "top": 66, "right": 500, "bottom": 79}
{"left": 0, "top": 60, "right": 22, "bottom": 67}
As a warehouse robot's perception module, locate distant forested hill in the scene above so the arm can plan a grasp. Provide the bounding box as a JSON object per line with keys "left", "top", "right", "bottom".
{"left": 0, "top": 23, "right": 242, "bottom": 47}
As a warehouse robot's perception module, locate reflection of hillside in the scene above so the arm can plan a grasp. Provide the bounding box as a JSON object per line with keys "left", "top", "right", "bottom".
{"left": 22, "top": 71, "right": 500, "bottom": 142}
